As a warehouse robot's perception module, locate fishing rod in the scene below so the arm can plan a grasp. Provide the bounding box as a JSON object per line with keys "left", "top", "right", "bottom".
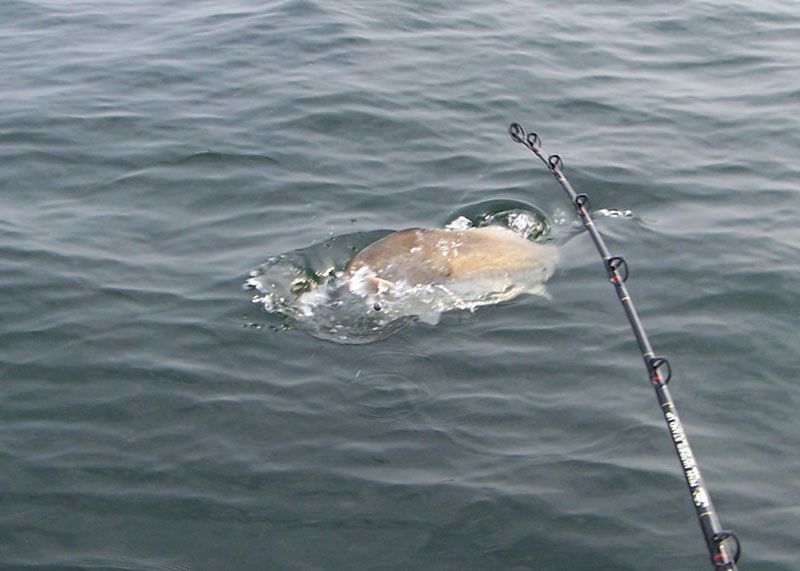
{"left": 509, "top": 123, "right": 740, "bottom": 570}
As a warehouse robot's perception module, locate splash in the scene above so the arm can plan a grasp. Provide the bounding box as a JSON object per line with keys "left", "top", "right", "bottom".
{"left": 244, "top": 200, "right": 558, "bottom": 344}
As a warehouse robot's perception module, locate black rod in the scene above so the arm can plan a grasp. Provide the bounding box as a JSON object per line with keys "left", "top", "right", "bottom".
{"left": 509, "top": 123, "right": 740, "bottom": 570}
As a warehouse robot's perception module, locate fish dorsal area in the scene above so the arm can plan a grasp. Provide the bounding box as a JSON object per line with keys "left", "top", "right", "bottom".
{"left": 344, "top": 228, "right": 454, "bottom": 286}
{"left": 344, "top": 226, "right": 554, "bottom": 289}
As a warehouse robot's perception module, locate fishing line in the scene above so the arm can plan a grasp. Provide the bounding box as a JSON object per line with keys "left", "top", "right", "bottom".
{"left": 509, "top": 123, "right": 740, "bottom": 570}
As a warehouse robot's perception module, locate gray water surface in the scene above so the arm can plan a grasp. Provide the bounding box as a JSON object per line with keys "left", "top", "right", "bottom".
{"left": 2, "top": 1, "right": 799, "bottom": 569}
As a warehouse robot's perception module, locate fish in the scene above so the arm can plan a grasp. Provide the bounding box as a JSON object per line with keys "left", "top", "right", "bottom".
{"left": 339, "top": 225, "right": 559, "bottom": 318}
{"left": 246, "top": 223, "right": 559, "bottom": 342}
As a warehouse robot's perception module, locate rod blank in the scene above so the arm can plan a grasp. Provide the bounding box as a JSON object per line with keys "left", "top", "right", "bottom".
{"left": 510, "top": 123, "right": 739, "bottom": 570}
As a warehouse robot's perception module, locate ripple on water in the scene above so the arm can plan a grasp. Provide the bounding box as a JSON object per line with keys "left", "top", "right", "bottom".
{"left": 332, "top": 342, "right": 442, "bottom": 422}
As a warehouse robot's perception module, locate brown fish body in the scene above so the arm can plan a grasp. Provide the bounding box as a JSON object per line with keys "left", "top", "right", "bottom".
{"left": 344, "top": 226, "right": 558, "bottom": 293}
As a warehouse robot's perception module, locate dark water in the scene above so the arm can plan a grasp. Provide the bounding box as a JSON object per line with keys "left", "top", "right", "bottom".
{"left": 2, "top": 1, "right": 799, "bottom": 569}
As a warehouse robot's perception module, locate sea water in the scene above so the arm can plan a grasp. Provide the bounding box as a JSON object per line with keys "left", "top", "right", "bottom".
{"left": 2, "top": 1, "right": 799, "bottom": 569}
